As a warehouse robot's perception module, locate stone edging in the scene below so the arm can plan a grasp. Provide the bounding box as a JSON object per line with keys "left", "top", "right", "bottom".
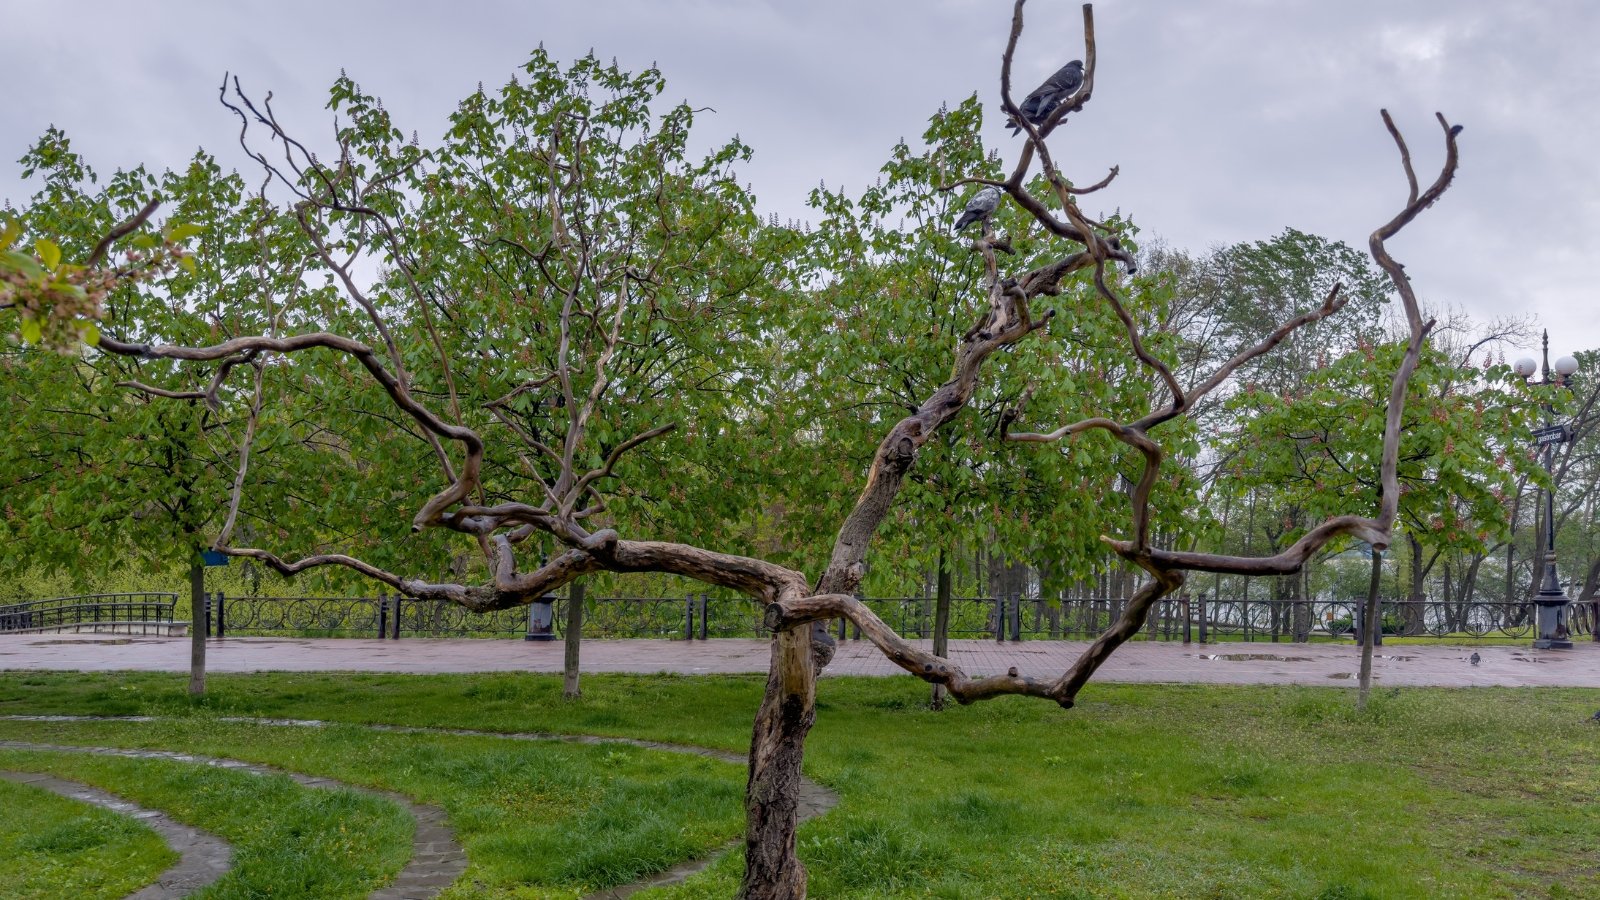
{"left": 0, "top": 769, "right": 232, "bottom": 900}
{"left": 1, "top": 714, "right": 841, "bottom": 899}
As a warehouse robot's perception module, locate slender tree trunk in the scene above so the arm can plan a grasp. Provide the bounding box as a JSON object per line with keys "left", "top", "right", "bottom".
{"left": 1405, "top": 533, "right": 1426, "bottom": 635}
{"left": 1357, "top": 549, "right": 1382, "bottom": 711}
{"left": 931, "top": 551, "right": 952, "bottom": 710}
{"left": 563, "top": 580, "right": 584, "bottom": 699}
{"left": 738, "top": 627, "right": 816, "bottom": 900}
{"left": 188, "top": 558, "right": 205, "bottom": 697}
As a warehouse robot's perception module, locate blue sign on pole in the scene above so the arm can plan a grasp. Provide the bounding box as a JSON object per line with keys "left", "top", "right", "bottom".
{"left": 201, "top": 550, "right": 231, "bottom": 567}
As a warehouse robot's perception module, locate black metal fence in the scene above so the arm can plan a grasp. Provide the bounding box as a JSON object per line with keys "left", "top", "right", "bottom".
{"left": 6, "top": 591, "right": 1595, "bottom": 642}
{"left": 0, "top": 593, "right": 178, "bottom": 634}
{"left": 179, "top": 592, "right": 1600, "bottom": 642}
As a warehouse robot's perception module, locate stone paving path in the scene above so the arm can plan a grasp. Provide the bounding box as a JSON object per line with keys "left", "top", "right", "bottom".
{"left": 4, "top": 633, "right": 1600, "bottom": 687}
{"left": 1, "top": 715, "right": 840, "bottom": 900}
{"left": 0, "top": 769, "right": 232, "bottom": 899}
{"left": 0, "top": 738, "right": 466, "bottom": 899}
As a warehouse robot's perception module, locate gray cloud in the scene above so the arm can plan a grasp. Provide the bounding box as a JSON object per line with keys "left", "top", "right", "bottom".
{"left": 4, "top": 0, "right": 1595, "bottom": 357}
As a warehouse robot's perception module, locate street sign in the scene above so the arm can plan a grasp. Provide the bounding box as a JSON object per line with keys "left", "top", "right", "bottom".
{"left": 1532, "top": 423, "right": 1573, "bottom": 446}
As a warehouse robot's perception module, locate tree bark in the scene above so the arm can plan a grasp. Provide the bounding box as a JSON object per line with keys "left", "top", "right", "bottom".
{"left": 1357, "top": 549, "right": 1381, "bottom": 711}
{"left": 738, "top": 626, "right": 816, "bottom": 900}
{"left": 1404, "top": 532, "right": 1426, "bottom": 635}
{"left": 188, "top": 558, "right": 205, "bottom": 697}
{"left": 931, "top": 552, "right": 952, "bottom": 710}
{"left": 563, "top": 580, "right": 584, "bottom": 699}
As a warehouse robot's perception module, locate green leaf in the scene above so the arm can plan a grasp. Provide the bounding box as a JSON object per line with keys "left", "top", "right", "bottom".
{"left": 178, "top": 255, "right": 197, "bottom": 275}
{"left": 166, "top": 223, "right": 205, "bottom": 242}
{"left": 0, "top": 219, "right": 19, "bottom": 248}
{"left": 1, "top": 250, "right": 44, "bottom": 279}
{"left": 34, "top": 239, "right": 61, "bottom": 271}
{"left": 19, "top": 317, "right": 41, "bottom": 345}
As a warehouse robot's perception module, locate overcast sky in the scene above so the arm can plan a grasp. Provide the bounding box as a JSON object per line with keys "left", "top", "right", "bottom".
{"left": 5, "top": 0, "right": 1597, "bottom": 359}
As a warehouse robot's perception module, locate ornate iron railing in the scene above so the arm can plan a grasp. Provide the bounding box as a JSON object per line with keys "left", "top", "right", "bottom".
{"left": 0, "top": 593, "right": 178, "bottom": 634}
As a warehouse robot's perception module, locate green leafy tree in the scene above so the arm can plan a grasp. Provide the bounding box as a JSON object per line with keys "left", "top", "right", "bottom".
{"left": 1218, "top": 339, "right": 1541, "bottom": 633}
{"left": 0, "top": 133, "right": 310, "bottom": 693}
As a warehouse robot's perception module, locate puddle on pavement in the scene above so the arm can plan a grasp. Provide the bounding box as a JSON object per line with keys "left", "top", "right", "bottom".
{"left": 33, "top": 638, "right": 135, "bottom": 645}
{"left": 1374, "top": 655, "right": 1416, "bottom": 661}
{"left": 1510, "top": 655, "right": 1561, "bottom": 664}
{"left": 1196, "top": 653, "right": 1313, "bottom": 663}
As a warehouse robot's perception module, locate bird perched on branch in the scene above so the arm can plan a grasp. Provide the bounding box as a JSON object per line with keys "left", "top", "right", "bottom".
{"left": 1010, "top": 60, "right": 1084, "bottom": 135}
{"left": 952, "top": 186, "right": 1002, "bottom": 232}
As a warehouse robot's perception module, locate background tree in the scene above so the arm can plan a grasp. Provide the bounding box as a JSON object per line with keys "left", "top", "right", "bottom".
{"left": 0, "top": 133, "right": 308, "bottom": 693}
{"left": 1216, "top": 336, "right": 1539, "bottom": 634}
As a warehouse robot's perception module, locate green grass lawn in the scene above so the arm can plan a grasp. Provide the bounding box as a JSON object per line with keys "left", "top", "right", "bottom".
{"left": 0, "top": 716, "right": 745, "bottom": 899}
{"left": 0, "top": 750, "right": 412, "bottom": 899}
{"left": 0, "top": 776, "right": 176, "bottom": 900}
{"left": 2, "top": 670, "right": 1598, "bottom": 898}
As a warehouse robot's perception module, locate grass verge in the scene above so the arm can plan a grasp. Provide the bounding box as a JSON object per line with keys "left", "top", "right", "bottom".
{"left": 0, "top": 750, "right": 412, "bottom": 899}
{"left": 0, "top": 776, "right": 176, "bottom": 900}
{"left": 0, "top": 710, "right": 745, "bottom": 898}
{"left": 3, "top": 670, "right": 1599, "bottom": 898}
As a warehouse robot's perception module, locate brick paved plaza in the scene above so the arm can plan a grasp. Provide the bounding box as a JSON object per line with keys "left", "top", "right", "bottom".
{"left": 4, "top": 634, "right": 1599, "bottom": 687}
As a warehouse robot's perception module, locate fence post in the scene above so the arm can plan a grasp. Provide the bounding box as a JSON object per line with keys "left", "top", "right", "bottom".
{"left": 215, "top": 591, "right": 226, "bottom": 639}
{"left": 1182, "top": 595, "right": 1191, "bottom": 644}
{"left": 392, "top": 594, "right": 402, "bottom": 639}
{"left": 852, "top": 595, "right": 863, "bottom": 640}
{"left": 1010, "top": 593, "right": 1022, "bottom": 642}
{"left": 1198, "top": 594, "right": 1208, "bottom": 644}
{"left": 377, "top": 593, "right": 389, "bottom": 640}
{"left": 1048, "top": 599, "right": 1061, "bottom": 639}
{"left": 698, "top": 593, "right": 709, "bottom": 640}
{"left": 684, "top": 595, "right": 695, "bottom": 641}
{"left": 995, "top": 596, "right": 1007, "bottom": 642}
{"left": 203, "top": 592, "right": 213, "bottom": 638}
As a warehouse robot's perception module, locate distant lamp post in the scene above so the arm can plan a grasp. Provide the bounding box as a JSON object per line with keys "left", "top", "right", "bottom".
{"left": 1513, "top": 331, "right": 1580, "bottom": 650}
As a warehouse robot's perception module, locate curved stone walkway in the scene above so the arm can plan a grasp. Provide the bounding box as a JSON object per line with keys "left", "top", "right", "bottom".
{"left": 0, "top": 769, "right": 231, "bottom": 899}
{"left": 0, "top": 737, "right": 465, "bottom": 899}
{"left": 1, "top": 715, "right": 841, "bottom": 899}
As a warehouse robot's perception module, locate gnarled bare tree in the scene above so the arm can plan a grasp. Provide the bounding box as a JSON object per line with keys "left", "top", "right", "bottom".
{"left": 15, "top": 3, "right": 1462, "bottom": 897}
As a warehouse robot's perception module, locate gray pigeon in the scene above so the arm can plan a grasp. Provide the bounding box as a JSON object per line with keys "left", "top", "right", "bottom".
{"left": 1470, "top": 651, "right": 1481, "bottom": 666}
{"left": 1010, "top": 60, "right": 1085, "bottom": 135}
{"left": 952, "top": 186, "right": 1002, "bottom": 233}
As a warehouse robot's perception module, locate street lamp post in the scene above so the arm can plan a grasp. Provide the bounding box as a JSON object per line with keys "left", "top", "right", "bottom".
{"left": 1512, "top": 330, "right": 1580, "bottom": 650}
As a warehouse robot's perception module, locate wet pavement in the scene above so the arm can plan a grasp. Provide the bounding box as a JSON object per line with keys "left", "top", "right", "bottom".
{"left": 3, "top": 634, "right": 1599, "bottom": 687}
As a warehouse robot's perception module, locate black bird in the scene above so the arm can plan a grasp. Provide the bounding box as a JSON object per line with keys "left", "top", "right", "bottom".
{"left": 952, "top": 186, "right": 1002, "bottom": 233}
{"left": 1470, "top": 651, "right": 1481, "bottom": 667}
{"left": 1590, "top": 709, "right": 1600, "bottom": 723}
{"left": 1010, "top": 60, "right": 1084, "bottom": 135}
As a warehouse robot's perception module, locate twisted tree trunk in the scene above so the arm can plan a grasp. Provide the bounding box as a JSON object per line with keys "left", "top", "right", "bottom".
{"left": 738, "top": 626, "right": 817, "bottom": 900}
